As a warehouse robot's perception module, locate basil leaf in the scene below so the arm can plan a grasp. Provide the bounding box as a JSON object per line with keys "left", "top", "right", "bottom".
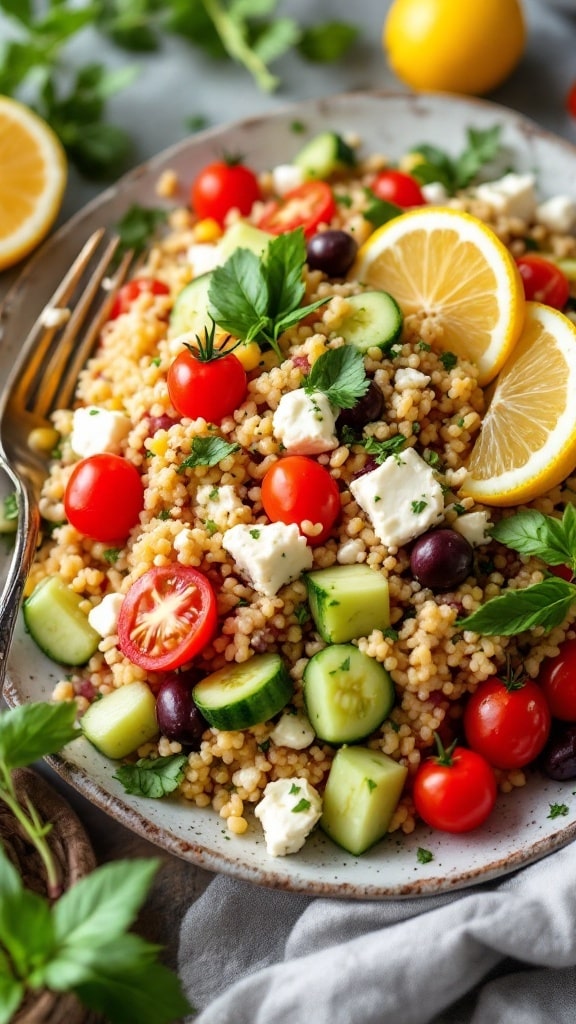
{"left": 458, "top": 577, "right": 576, "bottom": 636}
{"left": 0, "top": 702, "right": 80, "bottom": 770}
{"left": 0, "top": 849, "right": 54, "bottom": 979}
{"left": 52, "top": 859, "right": 159, "bottom": 947}
{"left": 265, "top": 229, "right": 306, "bottom": 320}
{"left": 302, "top": 345, "right": 368, "bottom": 409}
{"left": 178, "top": 437, "right": 241, "bottom": 470}
{"left": 363, "top": 191, "right": 402, "bottom": 228}
{"left": 208, "top": 247, "right": 269, "bottom": 339}
{"left": 113, "top": 754, "right": 187, "bottom": 798}
{"left": 491, "top": 507, "right": 576, "bottom": 567}
{"left": 0, "top": 970, "right": 24, "bottom": 1024}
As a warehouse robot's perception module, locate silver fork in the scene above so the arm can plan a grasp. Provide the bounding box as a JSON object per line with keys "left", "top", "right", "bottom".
{"left": 0, "top": 229, "right": 136, "bottom": 691}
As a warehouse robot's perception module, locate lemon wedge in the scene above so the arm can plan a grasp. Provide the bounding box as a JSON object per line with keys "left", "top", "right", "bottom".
{"left": 0, "top": 96, "right": 67, "bottom": 271}
{"left": 461, "top": 302, "right": 576, "bottom": 506}
{"left": 350, "top": 206, "right": 526, "bottom": 386}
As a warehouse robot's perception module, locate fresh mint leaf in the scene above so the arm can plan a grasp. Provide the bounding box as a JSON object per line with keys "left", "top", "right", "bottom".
{"left": 410, "top": 125, "right": 503, "bottom": 195}
{"left": 298, "top": 21, "right": 358, "bottom": 63}
{"left": 362, "top": 434, "right": 407, "bottom": 464}
{"left": 114, "top": 204, "right": 168, "bottom": 258}
{"left": 303, "top": 345, "right": 369, "bottom": 409}
{"left": 0, "top": 849, "right": 54, "bottom": 982}
{"left": 178, "top": 436, "right": 241, "bottom": 470}
{"left": 458, "top": 576, "right": 576, "bottom": 636}
{"left": 0, "top": 701, "right": 80, "bottom": 769}
{"left": 0, "top": 970, "right": 23, "bottom": 1024}
{"left": 114, "top": 754, "right": 187, "bottom": 798}
{"left": 363, "top": 190, "right": 402, "bottom": 228}
{"left": 491, "top": 506, "right": 576, "bottom": 568}
{"left": 52, "top": 859, "right": 159, "bottom": 949}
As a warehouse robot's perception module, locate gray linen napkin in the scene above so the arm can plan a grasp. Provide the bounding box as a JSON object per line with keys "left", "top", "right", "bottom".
{"left": 178, "top": 841, "right": 576, "bottom": 1023}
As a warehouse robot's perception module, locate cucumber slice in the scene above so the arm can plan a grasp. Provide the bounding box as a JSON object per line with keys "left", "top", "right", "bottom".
{"left": 23, "top": 576, "right": 100, "bottom": 666}
{"left": 218, "top": 220, "right": 273, "bottom": 261}
{"left": 303, "top": 644, "right": 394, "bottom": 744}
{"left": 294, "top": 131, "right": 356, "bottom": 180}
{"left": 170, "top": 271, "right": 213, "bottom": 338}
{"left": 305, "top": 564, "right": 390, "bottom": 644}
{"left": 81, "top": 681, "right": 159, "bottom": 759}
{"left": 192, "top": 653, "right": 293, "bottom": 730}
{"left": 335, "top": 291, "right": 403, "bottom": 352}
{"left": 321, "top": 745, "right": 408, "bottom": 855}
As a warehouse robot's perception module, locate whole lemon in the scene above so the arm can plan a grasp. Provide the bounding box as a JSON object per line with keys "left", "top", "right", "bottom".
{"left": 384, "top": 0, "right": 526, "bottom": 96}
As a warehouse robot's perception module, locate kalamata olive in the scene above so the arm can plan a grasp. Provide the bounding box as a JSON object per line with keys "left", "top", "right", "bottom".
{"left": 410, "top": 529, "right": 474, "bottom": 591}
{"left": 541, "top": 723, "right": 576, "bottom": 780}
{"left": 338, "top": 381, "right": 385, "bottom": 432}
{"left": 306, "top": 230, "right": 358, "bottom": 277}
{"left": 155, "top": 672, "right": 207, "bottom": 748}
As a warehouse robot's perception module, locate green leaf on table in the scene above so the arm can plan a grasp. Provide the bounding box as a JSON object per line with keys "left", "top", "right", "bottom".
{"left": 0, "top": 967, "right": 24, "bottom": 1024}
{"left": 298, "top": 21, "right": 358, "bottom": 63}
{"left": 302, "top": 345, "right": 369, "bottom": 410}
{"left": 0, "top": 702, "right": 80, "bottom": 769}
{"left": 458, "top": 576, "right": 576, "bottom": 636}
{"left": 113, "top": 754, "right": 188, "bottom": 798}
{"left": 251, "top": 17, "right": 301, "bottom": 64}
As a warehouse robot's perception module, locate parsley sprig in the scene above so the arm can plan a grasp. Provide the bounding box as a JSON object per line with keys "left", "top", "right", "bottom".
{"left": 409, "top": 125, "right": 503, "bottom": 195}
{"left": 302, "top": 345, "right": 369, "bottom": 409}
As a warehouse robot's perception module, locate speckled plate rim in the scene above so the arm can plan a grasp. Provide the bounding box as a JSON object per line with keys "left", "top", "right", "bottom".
{"left": 3, "top": 89, "right": 576, "bottom": 900}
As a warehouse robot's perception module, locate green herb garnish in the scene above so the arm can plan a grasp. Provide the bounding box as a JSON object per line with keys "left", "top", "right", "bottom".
{"left": 113, "top": 754, "right": 188, "bottom": 798}
{"left": 548, "top": 802, "right": 569, "bottom": 819}
{"left": 362, "top": 434, "right": 407, "bottom": 464}
{"left": 114, "top": 203, "right": 168, "bottom": 258}
{"left": 409, "top": 125, "right": 503, "bottom": 194}
{"left": 292, "top": 798, "right": 311, "bottom": 813}
{"left": 362, "top": 191, "right": 402, "bottom": 229}
{"left": 178, "top": 436, "right": 241, "bottom": 471}
{"left": 417, "top": 847, "right": 434, "bottom": 864}
{"left": 302, "top": 345, "right": 369, "bottom": 410}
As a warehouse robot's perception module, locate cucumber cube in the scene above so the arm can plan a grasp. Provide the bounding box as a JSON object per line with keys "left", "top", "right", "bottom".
{"left": 218, "top": 221, "right": 273, "bottom": 261}
{"left": 81, "top": 681, "right": 159, "bottom": 760}
{"left": 23, "top": 575, "right": 100, "bottom": 666}
{"left": 321, "top": 746, "right": 408, "bottom": 855}
{"left": 305, "top": 564, "right": 390, "bottom": 643}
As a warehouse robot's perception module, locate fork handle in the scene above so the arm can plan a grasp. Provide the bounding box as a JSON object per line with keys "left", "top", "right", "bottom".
{"left": 0, "top": 461, "right": 40, "bottom": 694}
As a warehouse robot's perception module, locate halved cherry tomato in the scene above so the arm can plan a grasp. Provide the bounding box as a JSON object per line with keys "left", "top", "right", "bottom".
{"left": 515, "top": 254, "right": 570, "bottom": 309}
{"left": 258, "top": 181, "right": 336, "bottom": 238}
{"left": 109, "top": 278, "right": 170, "bottom": 320}
{"left": 463, "top": 676, "right": 551, "bottom": 770}
{"left": 167, "top": 346, "right": 247, "bottom": 424}
{"left": 539, "top": 639, "right": 576, "bottom": 721}
{"left": 371, "top": 169, "right": 426, "bottom": 208}
{"left": 117, "top": 565, "right": 217, "bottom": 672}
{"left": 64, "top": 454, "right": 144, "bottom": 542}
{"left": 261, "top": 455, "right": 341, "bottom": 545}
{"left": 191, "top": 159, "right": 262, "bottom": 226}
{"left": 413, "top": 740, "right": 497, "bottom": 834}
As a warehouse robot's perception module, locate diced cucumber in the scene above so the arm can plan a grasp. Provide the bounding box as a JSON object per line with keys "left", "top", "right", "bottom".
{"left": 192, "top": 653, "right": 293, "bottom": 730}
{"left": 170, "top": 271, "right": 213, "bottom": 338}
{"left": 556, "top": 257, "right": 576, "bottom": 282}
{"left": 294, "top": 131, "right": 356, "bottom": 180}
{"left": 23, "top": 576, "right": 100, "bottom": 666}
{"left": 321, "top": 745, "right": 408, "bottom": 855}
{"left": 335, "top": 290, "right": 403, "bottom": 352}
{"left": 303, "top": 644, "right": 394, "bottom": 744}
{"left": 218, "top": 220, "right": 273, "bottom": 261}
{"left": 81, "top": 681, "right": 159, "bottom": 760}
{"left": 305, "top": 564, "right": 390, "bottom": 644}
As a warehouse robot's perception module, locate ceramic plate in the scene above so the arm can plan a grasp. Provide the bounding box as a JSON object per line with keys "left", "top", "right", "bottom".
{"left": 3, "top": 90, "right": 576, "bottom": 899}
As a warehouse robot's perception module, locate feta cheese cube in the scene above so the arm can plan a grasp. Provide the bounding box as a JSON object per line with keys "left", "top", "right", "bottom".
{"left": 272, "top": 389, "right": 338, "bottom": 455}
{"left": 421, "top": 181, "right": 449, "bottom": 205}
{"left": 475, "top": 173, "right": 537, "bottom": 222}
{"left": 349, "top": 446, "right": 444, "bottom": 548}
{"left": 186, "top": 242, "right": 222, "bottom": 277}
{"left": 452, "top": 510, "right": 493, "bottom": 548}
{"left": 394, "top": 368, "right": 431, "bottom": 390}
{"left": 270, "top": 711, "right": 315, "bottom": 750}
{"left": 196, "top": 483, "right": 244, "bottom": 525}
{"left": 222, "top": 522, "right": 313, "bottom": 597}
{"left": 271, "top": 163, "right": 305, "bottom": 196}
{"left": 70, "top": 406, "right": 131, "bottom": 458}
{"left": 336, "top": 537, "right": 365, "bottom": 565}
{"left": 536, "top": 195, "right": 576, "bottom": 235}
{"left": 254, "top": 777, "right": 322, "bottom": 856}
{"left": 87, "top": 593, "right": 124, "bottom": 637}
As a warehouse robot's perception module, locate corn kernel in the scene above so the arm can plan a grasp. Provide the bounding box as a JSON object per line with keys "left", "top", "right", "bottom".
{"left": 398, "top": 151, "right": 424, "bottom": 173}
{"left": 148, "top": 435, "right": 168, "bottom": 457}
{"left": 227, "top": 815, "right": 248, "bottom": 835}
{"left": 194, "top": 218, "right": 222, "bottom": 243}
{"left": 231, "top": 341, "right": 262, "bottom": 371}
{"left": 27, "top": 426, "right": 60, "bottom": 454}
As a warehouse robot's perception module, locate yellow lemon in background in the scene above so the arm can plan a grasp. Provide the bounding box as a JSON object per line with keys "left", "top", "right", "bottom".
{"left": 383, "top": 0, "right": 526, "bottom": 96}
{"left": 0, "top": 95, "right": 67, "bottom": 271}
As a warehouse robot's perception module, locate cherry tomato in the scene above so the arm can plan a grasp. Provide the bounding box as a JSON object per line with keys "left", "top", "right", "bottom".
{"left": 261, "top": 455, "right": 341, "bottom": 545}
{"left": 539, "top": 639, "right": 576, "bottom": 721}
{"left": 191, "top": 159, "right": 262, "bottom": 226}
{"left": 413, "top": 743, "right": 497, "bottom": 834}
{"left": 167, "top": 348, "right": 247, "bottom": 424}
{"left": 567, "top": 81, "right": 576, "bottom": 118}
{"left": 258, "top": 182, "right": 337, "bottom": 238}
{"left": 64, "top": 454, "right": 143, "bottom": 542}
{"left": 550, "top": 563, "right": 574, "bottom": 582}
{"left": 371, "top": 169, "right": 426, "bottom": 208}
{"left": 515, "top": 254, "right": 570, "bottom": 309}
{"left": 118, "top": 565, "right": 217, "bottom": 672}
{"left": 109, "top": 278, "right": 170, "bottom": 320}
{"left": 463, "top": 676, "right": 551, "bottom": 770}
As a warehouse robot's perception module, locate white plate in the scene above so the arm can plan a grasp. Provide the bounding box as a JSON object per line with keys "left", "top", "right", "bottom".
{"left": 3, "top": 90, "right": 576, "bottom": 899}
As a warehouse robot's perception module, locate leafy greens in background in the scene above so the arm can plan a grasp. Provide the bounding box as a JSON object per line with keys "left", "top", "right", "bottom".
{"left": 408, "top": 125, "right": 504, "bottom": 194}
{"left": 0, "top": 0, "right": 358, "bottom": 178}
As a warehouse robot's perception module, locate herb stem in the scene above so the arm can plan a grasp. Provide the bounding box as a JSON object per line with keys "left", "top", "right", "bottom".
{"left": 0, "top": 765, "right": 61, "bottom": 900}
{"left": 200, "top": 0, "right": 279, "bottom": 92}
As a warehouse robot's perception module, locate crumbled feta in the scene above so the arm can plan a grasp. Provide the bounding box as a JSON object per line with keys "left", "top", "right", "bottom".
{"left": 394, "top": 368, "right": 431, "bottom": 391}
{"left": 271, "top": 163, "right": 305, "bottom": 196}
{"left": 270, "top": 711, "right": 316, "bottom": 750}
{"left": 536, "top": 195, "right": 576, "bottom": 235}
{"left": 421, "top": 181, "right": 449, "bottom": 205}
{"left": 475, "top": 173, "right": 537, "bottom": 222}
{"left": 336, "top": 537, "right": 365, "bottom": 565}
{"left": 452, "top": 510, "right": 493, "bottom": 548}
{"left": 231, "top": 765, "right": 262, "bottom": 793}
{"left": 254, "top": 777, "right": 322, "bottom": 856}
{"left": 186, "top": 243, "right": 222, "bottom": 277}
{"left": 40, "top": 305, "right": 71, "bottom": 328}
{"left": 196, "top": 483, "right": 244, "bottom": 525}
{"left": 272, "top": 389, "right": 338, "bottom": 455}
{"left": 87, "top": 593, "right": 124, "bottom": 637}
{"left": 222, "top": 522, "right": 313, "bottom": 597}
{"left": 349, "top": 447, "right": 444, "bottom": 548}
{"left": 173, "top": 528, "right": 195, "bottom": 553}
{"left": 70, "top": 406, "right": 131, "bottom": 458}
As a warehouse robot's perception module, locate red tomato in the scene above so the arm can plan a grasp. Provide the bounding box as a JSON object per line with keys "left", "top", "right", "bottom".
{"left": 261, "top": 455, "right": 341, "bottom": 545}
{"left": 539, "top": 639, "right": 576, "bottom": 721}
{"left": 117, "top": 565, "right": 217, "bottom": 672}
{"left": 371, "top": 169, "right": 426, "bottom": 208}
{"left": 191, "top": 160, "right": 261, "bottom": 226}
{"left": 167, "top": 348, "right": 247, "bottom": 424}
{"left": 258, "top": 182, "right": 336, "bottom": 238}
{"left": 413, "top": 744, "right": 497, "bottom": 833}
{"left": 64, "top": 454, "right": 143, "bottom": 542}
{"left": 567, "top": 81, "right": 576, "bottom": 118}
{"left": 515, "top": 254, "right": 570, "bottom": 309}
{"left": 109, "top": 278, "right": 170, "bottom": 320}
{"left": 464, "top": 676, "right": 551, "bottom": 770}
{"left": 550, "top": 563, "right": 574, "bottom": 582}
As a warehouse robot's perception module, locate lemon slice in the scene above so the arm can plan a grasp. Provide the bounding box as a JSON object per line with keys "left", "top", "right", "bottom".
{"left": 350, "top": 206, "right": 525, "bottom": 386}
{"left": 461, "top": 302, "right": 576, "bottom": 506}
{"left": 0, "top": 96, "right": 67, "bottom": 271}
